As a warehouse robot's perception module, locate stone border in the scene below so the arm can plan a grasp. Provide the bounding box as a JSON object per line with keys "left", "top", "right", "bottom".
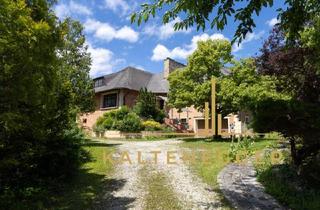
{"left": 217, "top": 161, "right": 286, "bottom": 210}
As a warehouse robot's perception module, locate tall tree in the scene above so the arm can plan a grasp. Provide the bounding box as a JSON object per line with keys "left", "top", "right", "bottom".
{"left": 255, "top": 26, "right": 320, "bottom": 182}
{"left": 0, "top": 0, "right": 93, "bottom": 198}
{"left": 58, "top": 18, "right": 94, "bottom": 114}
{"left": 218, "top": 58, "right": 288, "bottom": 115}
{"left": 131, "top": 0, "right": 320, "bottom": 42}
{"left": 168, "top": 39, "right": 232, "bottom": 110}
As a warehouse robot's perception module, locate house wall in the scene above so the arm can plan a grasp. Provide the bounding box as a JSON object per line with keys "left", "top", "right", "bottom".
{"left": 123, "top": 89, "right": 139, "bottom": 108}
{"left": 167, "top": 106, "right": 203, "bottom": 131}
{"left": 81, "top": 88, "right": 254, "bottom": 137}
{"left": 79, "top": 89, "right": 139, "bottom": 130}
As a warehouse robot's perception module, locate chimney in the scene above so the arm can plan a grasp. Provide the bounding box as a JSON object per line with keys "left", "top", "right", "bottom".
{"left": 163, "top": 57, "right": 185, "bottom": 79}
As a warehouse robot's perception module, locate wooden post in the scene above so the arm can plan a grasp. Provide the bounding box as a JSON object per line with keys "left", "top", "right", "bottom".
{"left": 205, "top": 102, "right": 209, "bottom": 136}
{"left": 218, "top": 114, "right": 222, "bottom": 135}
{"left": 211, "top": 77, "right": 216, "bottom": 135}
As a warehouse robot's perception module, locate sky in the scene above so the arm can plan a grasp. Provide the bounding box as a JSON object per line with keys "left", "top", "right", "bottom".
{"left": 54, "top": 0, "right": 284, "bottom": 78}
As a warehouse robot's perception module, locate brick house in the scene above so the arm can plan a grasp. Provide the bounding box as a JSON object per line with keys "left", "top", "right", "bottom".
{"left": 79, "top": 58, "right": 252, "bottom": 135}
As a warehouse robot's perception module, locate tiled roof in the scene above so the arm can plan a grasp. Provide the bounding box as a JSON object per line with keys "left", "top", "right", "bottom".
{"left": 94, "top": 67, "right": 165, "bottom": 93}
{"left": 94, "top": 66, "right": 229, "bottom": 94}
{"left": 146, "top": 73, "right": 169, "bottom": 93}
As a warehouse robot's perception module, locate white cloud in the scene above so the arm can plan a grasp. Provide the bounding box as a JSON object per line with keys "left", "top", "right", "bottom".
{"left": 87, "top": 43, "right": 125, "bottom": 77}
{"left": 151, "top": 33, "right": 228, "bottom": 61}
{"left": 116, "top": 26, "right": 139, "bottom": 43}
{"left": 54, "top": 1, "right": 92, "bottom": 19}
{"left": 85, "top": 19, "right": 139, "bottom": 43}
{"left": 104, "top": 0, "right": 129, "bottom": 15}
{"left": 266, "top": 17, "right": 279, "bottom": 27}
{"left": 151, "top": 44, "right": 171, "bottom": 61}
{"left": 144, "top": 18, "right": 192, "bottom": 39}
{"left": 232, "top": 31, "right": 265, "bottom": 52}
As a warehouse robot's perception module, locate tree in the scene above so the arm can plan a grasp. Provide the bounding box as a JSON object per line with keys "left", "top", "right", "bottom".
{"left": 168, "top": 39, "right": 232, "bottom": 110}
{"left": 255, "top": 26, "right": 320, "bottom": 183}
{"left": 134, "top": 88, "right": 165, "bottom": 123}
{"left": 58, "top": 18, "right": 95, "bottom": 114}
{"left": 218, "top": 58, "right": 288, "bottom": 115}
{"left": 0, "top": 0, "right": 93, "bottom": 200}
{"left": 131, "top": 0, "right": 320, "bottom": 43}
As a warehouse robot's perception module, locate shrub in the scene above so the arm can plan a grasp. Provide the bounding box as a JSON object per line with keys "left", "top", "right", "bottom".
{"left": 102, "top": 117, "right": 114, "bottom": 130}
{"left": 114, "top": 106, "right": 130, "bottom": 120}
{"left": 94, "top": 106, "right": 144, "bottom": 133}
{"left": 228, "top": 137, "right": 255, "bottom": 162}
{"left": 92, "top": 124, "right": 105, "bottom": 134}
{"left": 143, "top": 120, "right": 163, "bottom": 131}
{"left": 154, "top": 109, "right": 166, "bottom": 123}
{"left": 117, "top": 112, "right": 143, "bottom": 132}
{"left": 133, "top": 88, "right": 166, "bottom": 123}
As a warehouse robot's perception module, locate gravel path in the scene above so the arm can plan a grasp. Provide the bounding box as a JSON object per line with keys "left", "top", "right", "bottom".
{"left": 94, "top": 139, "right": 223, "bottom": 210}
{"left": 217, "top": 161, "right": 285, "bottom": 210}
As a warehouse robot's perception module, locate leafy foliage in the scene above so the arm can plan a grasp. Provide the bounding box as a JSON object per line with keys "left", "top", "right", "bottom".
{"left": 142, "top": 120, "right": 163, "bottom": 131}
{"left": 256, "top": 153, "right": 320, "bottom": 210}
{"left": 168, "top": 39, "right": 232, "bottom": 110}
{"left": 117, "top": 112, "right": 143, "bottom": 132}
{"left": 131, "top": 0, "right": 320, "bottom": 43}
{"left": 95, "top": 106, "right": 143, "bottom": 132}
{"left": 228, "top": 138, "right": 255, "bottom": 162}
{"left": 218, "top": 58, "right": 289, "bottom": 115}
{"left": 168, "top": 40, "right": 284, "bottom": 116}
{"left": 0, "top": 0, "right": 94, "bottom": 200}
{"left": 57, "top": 18, "right": 95, "bottom": 113}
{"left": 134, "top": 88, "right": 165, "bottom": 123}
{"left": 255, "top": 25, "right": 320, "bottom": 184}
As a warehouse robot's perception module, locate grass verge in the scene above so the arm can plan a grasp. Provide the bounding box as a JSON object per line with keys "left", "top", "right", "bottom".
{"left": 1, "top": 139, "right": 116, "bottom": 210}
{"left": 141, "top": 170, "right": 182, "bottom": 210}
{"left": 180, "top": 138, "right": 274, "bottom": 209}
{"left": 49, "top": 139, "right": 116, "bottom": 209}
{"left": 256, "top": 157, "right": 320, "bottom": 210}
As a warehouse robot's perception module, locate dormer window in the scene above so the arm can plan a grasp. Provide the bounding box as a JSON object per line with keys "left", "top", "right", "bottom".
{"left": 94, "top": 78, "right": 104, "bottom": 87}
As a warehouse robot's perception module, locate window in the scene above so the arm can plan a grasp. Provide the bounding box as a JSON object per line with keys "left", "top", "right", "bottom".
{"left": 180, "top": 118, "right": 187, "bottom": 123}
{"left": 102, "top": 93, "right": 117, "bottom": 108}
{"left": 159, "top": 99, "right": 165, "bottom": 110}
{"left": 94, "top": 79, "right": 104, "bottom": 87}
{"left": 245, "top": 116, "right": 250, "bottom": 124}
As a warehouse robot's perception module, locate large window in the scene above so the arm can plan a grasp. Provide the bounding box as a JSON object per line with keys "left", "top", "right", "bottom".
{"left": 102, "top": 93, "right": 117, "bottom": 108}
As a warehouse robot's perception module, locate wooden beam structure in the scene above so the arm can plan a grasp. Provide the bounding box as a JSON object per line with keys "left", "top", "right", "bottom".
{"left": 218, "top": 114, "right": 222, "bottom": 135}
{"left": 204, "top": 102, "right": 209, "bottom": 135}
{"left": 211, "top": 77, "right": 216, "bottom": 136}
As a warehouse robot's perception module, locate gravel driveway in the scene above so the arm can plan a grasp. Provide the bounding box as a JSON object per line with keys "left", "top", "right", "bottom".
{"left": 93, "top": 139, "right": 223, "bottom": 210}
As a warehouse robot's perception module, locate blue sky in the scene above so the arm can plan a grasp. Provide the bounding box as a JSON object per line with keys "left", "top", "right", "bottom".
{"left": 54, "top": 0, "right": 284, "bottom": 78}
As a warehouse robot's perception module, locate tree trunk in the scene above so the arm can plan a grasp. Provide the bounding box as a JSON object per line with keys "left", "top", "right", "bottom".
{"left": 289, "top": 137, "right": 298, "bottom": 166}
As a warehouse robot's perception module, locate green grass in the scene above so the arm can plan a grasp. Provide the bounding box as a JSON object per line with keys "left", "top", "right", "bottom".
{"left": 180, "top": 137, "right": 275, "bottom": 209}
{"left": 92, "top": 136, "right": 178, "bottom": 142}
{"left": 256, "top": 159, "right": 320, "bottom": 210}
{"left": 49, "top": 140, "right": 116, "bottom": 209}
{"left": 1, "top": 139, "right": 117, "bottom": 210}
{"left": 142, "top": 170, "right": 182, "bottom": 210}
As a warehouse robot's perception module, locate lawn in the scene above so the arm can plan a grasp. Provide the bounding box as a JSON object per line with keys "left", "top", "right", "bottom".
{"left": 180, "top": 137, "right": 273, "bottom": 188}
{"left": 141, "top": 169, "right": 182, "bottom": 210}
{"left": 48, "top": 140, "right": 117, "bottom": 209}
{"left": 1, "top": 139, "right": 117, "bottom": 210}
{"left": 180, "top": 137, "right": 275, "bottom": 208}
{"left": 255, "top": 151, "right": 320, "bottom": 210}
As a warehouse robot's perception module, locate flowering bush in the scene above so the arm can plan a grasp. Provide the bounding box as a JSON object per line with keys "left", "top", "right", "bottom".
{"left": 142, "top": 120, "right": 163, "bottom": 131}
